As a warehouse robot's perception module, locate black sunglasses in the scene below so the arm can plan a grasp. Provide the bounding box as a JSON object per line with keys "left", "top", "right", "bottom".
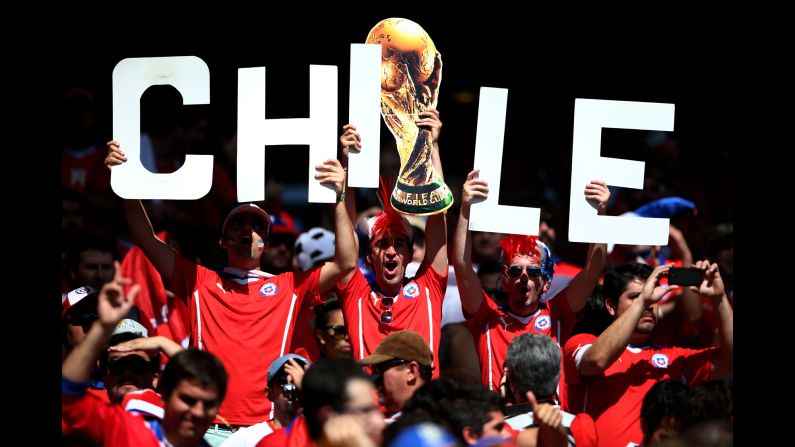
{"left": 325, "top": 325, "right": 348, "bottom": 338}
{"left": 371, "top": 358, "right": 408, "bottom": 385}
{"left": 229, "top": 217, "right": 266, "bottom": 232}
{"left": 379, "top": 297, "right": 394, "bottom": 324}
{"left": 66, "top": 311, "right": 99, "bottom": 325}
{"left": 108, "top": 357, "right": 150, "bottom": 376}
{"left": 507, "top": 265, "right": 543, "bottom": 278}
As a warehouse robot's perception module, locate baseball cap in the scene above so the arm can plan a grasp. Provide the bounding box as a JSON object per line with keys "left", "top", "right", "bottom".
{"left": 61, "top": 286, "right": 98, "bottom": 318}
{"left": 267, "top": 353, "right": 310, "bottom": 386}
{"left": 358, "top": 330, "right": 433, "bottom": 367}
{"left": 221, "top": 203, "right": 272, "bottom": 237}
{"left": 112, "top": 319, "right": 149, "bottom": 338}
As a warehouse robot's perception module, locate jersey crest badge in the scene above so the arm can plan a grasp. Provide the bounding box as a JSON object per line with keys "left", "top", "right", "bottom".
{"left": 651, "top": 353, "right": 670, "bottom": 368}
{"left": 260, "top": 283, "right": 278, "bottom": 297}
{"left": 403, "top": 283, "right": 420, "bottom": 299}
{"left": 534, "top": 315, "right": 551, "bottom": 331}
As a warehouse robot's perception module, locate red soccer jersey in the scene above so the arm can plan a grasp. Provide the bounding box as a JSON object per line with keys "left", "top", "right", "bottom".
{"left": 62, "top": 391, "right": 161, "bottom": 447}
{"left": 563, "top": 333, "right": 718, "bottom": 447}
{"left": 257, "top": 415, "right": 315, "bottom": 447}
{"left": 465, "top": 290, "right": 576, "bottom": 392}
{"left": 62, "top": 145, "right": 112, "bottom": 194}
{"left": 170, "top": 256, "right": 322, "bottom": 426}
{"left": 336, "top": 263, "right": 447, "bottom": 375}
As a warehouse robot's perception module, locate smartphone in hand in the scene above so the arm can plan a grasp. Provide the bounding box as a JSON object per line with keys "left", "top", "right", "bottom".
{"left": 668, "top": 267, "right": 703, "bottom": 287}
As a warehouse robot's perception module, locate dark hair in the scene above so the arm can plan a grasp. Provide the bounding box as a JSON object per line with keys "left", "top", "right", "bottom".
{"left": 603, "top": 263, "right": 653, "bottom": 304}
{"left": 570, "top": 285, "right": 613, "bottom": 336}
{"left": 445, "top": 383, "right": 503, "bottom": 444}
{"left": 302, "top": 358, "right": 370, "bottom": 440}
{"left": 156, "top": 349, "right": 228, "bottom": 401}
{"left": 640, "top": 379, "right": 689, "bottom": 443}
{"left": 681, "top": 379, "right": 733, "bottom": 431}
{"left": 99, "top": 332, "right": 160, "bottom": 375}
{"left": 385, "top": 379, "right": 502, "bottom": 446}
{"left": 314, "top": 299, "right": 342, "bottom": 332}
{"left": 505, "top": 333, "right": 560, "bottom": 400}
{"left": 63, "top": 236, "right": 118, "bottom": 271}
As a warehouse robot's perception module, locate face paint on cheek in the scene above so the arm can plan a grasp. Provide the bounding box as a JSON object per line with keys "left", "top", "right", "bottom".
{"left": 257, "top": 240, "right": 265, "bottom": 253}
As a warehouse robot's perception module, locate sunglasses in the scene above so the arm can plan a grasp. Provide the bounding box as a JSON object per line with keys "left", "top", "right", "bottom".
{"left": 379, "top": 297, "right": 394, "bottom": 324}
{"left": 507, "top": 265, "right": 542, "bottom": 279}
{"left": 325, "top": 325, "right": 348, "bottom": 338}
{"left": 108, "top": 357, "right": 150, "bottom": 376}
{"left": 66, "top": 311, "right": 99, "bottom": 326}
{"left": 280, "top": 383, "right": 298, "bottom": 402}
{"left": 229, "top": 217, "right": 266, "bottom": 232}
{"left": 370, "top": 358, "right": 408, "bottom": 385}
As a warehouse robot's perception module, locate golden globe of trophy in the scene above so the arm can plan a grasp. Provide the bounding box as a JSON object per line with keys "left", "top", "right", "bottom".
{"left": 366, "top": 18, "right": 454, "bottom": 216}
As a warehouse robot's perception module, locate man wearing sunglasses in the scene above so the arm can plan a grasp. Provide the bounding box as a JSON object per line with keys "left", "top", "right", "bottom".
{"left": 222, "top": 353, "right": 309, "bottom": 447}
{"left": 99, "top": 318, "right": 160, "bottom": 406}
{"left": 313, "top": 299, "right": 352, "bottom": 359}
{"left": 106, "top": 141, "right": 357, "bottom": 443}
{"left": 453, "top": 170, "right": 610, "bottom": 393}
{"left": 336, "top": 110, "right": 448, "bottom": 375}
{"left": 358, "top": 330, "right": 434, "bottom": 422}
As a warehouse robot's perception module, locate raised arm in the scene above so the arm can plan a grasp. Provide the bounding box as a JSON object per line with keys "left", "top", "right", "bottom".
{"left": 317, "top": 158, "right": 358, "bottom": 293}
{"left": 578, "top": 264, "right": 677, "bottom": 376}
{"left": 106, "top": 140, "right": 176, "bottom": 284}
{"left": 452, "top": 170, "right": 490, "bottom": 316}
{"left": 63, "top": 263, "right": 140, "bottom": 382}
{"left": 416, "top": 108, "right": 448, "bottom": 275}
{"left": 108, "top": 335, "right": 184, "bottom": 358}
{"left": 566, "top": 180, "right": 610, "bottom": 314}
{"left": 692, "top": 260, "right": 733, "bottom": 380}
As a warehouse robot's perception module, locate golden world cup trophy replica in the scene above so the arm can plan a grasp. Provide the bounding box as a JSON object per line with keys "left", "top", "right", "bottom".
{"left": 366, "top": 18, "right": 454, "bottom": 216}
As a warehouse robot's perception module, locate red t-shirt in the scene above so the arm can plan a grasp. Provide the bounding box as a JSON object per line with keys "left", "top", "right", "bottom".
{"left": 170, "top": 256, "right": 322, "bottom": 426}
{"left": 257, "top": 415, "right": 315, "bottom": 447}
{"left": 336, "top": 263, "right": 447, "bottom": 375}
{"left": 62, "top": 144, "right": 112, "bottom": 195}
{"left": 563, "top": 333, "right": 718, "bottom": 447}
{"left": 465, "top": 290, "right": 576, "bottom": 392}
{"left": 62, "top": 391, "right": 161, "bottom": 447}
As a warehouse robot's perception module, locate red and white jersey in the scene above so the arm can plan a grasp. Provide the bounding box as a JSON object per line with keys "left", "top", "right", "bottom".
{"left": 336, "top": 263, "right": 447, "bottom": 375}
{"left": 465, "top": 290, "right": 576, "bottom": 392}
{"left": 170, "top": 256, "right": 322, "bottom": 426}
{"left": 563, "top": 333, "right": 718, "bottom": 447}
{"left": 62, "top": 144, "right": 111, "bottom": 194}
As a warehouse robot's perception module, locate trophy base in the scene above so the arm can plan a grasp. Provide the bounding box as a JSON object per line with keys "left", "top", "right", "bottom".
{"left": 390, "top": 180, "right": 454, "bottom": 216}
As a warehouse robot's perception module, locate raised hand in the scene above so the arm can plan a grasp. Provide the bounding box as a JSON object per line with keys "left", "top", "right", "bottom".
{"left": 585, "top": 180, "right": 610, "bottom": 214}
{"left": 339, "top": 124, "right": 362, "bottom": 158}
{"left": 415, "top": 107, "right": 442, "bottom": 144}
{"left": 105, "top": 140, "right": 128, "bottom": 168}
{"left": 97, "top": 261, "right": 141, "bottom": 329}
{"left": 691, "top": 259, "right": 725, "bottom": 299}
{"left": 315, "top": 158, "right": 347, "bottom": 198}
{"left": 461, "top": 169, "right": 489, "bottom": 210}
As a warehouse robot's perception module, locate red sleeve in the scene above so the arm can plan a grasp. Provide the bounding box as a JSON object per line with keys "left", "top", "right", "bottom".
{"left": 62, "top": 392, "right": 135, "bottom": 443}
{"left": 562, "top": 333, "right": 598, "bottom": 386}
{"left": 169, "top": 255, "right": 211, "bottom": 303}
{"left": 294, "top": 266, "right": 323, "bottom": 307}
{"left": 335, "top": 268, "right": 368, "bottom": 303}
{"left": 464, "top": 291, "right": 493, "bottom": 333}
{"left": 570, "top": 413, "right": 598, "bottom": 447}
{"left": 416, "top": 261, "right": 448, "bottom": 303}
{"left": 549, "top": 289, "right": 578, "bottom": 344}
{"left": 256, "top": 427, "right": 287, "bottom": 447}
{"left": 678, "top": 346, "right": 719, "bottom": 386}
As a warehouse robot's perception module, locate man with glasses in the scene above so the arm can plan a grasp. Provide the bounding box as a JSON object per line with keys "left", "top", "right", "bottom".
{"left": 106, "top": 141, "right": 357, "bottom": 444}
{"left": 313, "top": 299, "right": 352, "bottom": 359}
{"left": 358, "top": 330, "right": 434, "bottom": 423}
{"left": 222, "top": 354, "right": 309, "bottom": 447}
{"left": 257, "top": 358, "right": 385, "bottom": 447}
{"left": 336, "top": 110, "right": 448, "bottom": 374}
{"left": 99, "top": 318, "right": 160, "bottom": 405}
{"left": 452, "top": 170, "right": 610, "bottom": 393}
